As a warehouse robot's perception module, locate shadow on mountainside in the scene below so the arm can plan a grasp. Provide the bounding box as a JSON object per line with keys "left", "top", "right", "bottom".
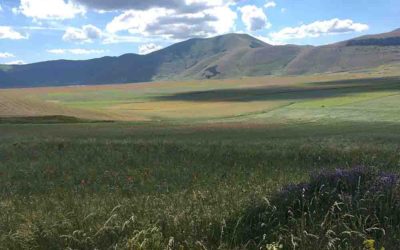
{"left": 154, "top": 77, "right": 400, "bottom": 102}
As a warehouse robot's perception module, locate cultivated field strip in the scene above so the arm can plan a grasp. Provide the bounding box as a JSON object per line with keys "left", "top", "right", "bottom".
{"left": 0, "top": 67, "right": 399, "bottom": 123}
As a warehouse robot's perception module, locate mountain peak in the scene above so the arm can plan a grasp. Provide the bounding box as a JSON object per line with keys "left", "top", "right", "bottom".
{"left": 190, "top": 33, "right": 270, "bottom": 47}
{"left": 152, "top": 33, "right": 269, "bottom": 58}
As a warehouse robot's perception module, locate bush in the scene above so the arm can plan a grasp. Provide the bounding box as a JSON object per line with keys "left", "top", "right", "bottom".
{"left": 227, "top": 167, "right": 400, "bottom": 249}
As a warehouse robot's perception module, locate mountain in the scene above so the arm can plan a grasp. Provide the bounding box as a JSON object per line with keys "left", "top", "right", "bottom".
{"left": 286, "top": 28, "right": 400, "bottom": 74}
{"left": 1, "top": 29, "right": 400, "bottom": 88}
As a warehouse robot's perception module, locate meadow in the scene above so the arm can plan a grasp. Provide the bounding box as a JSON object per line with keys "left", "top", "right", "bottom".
{"left": 1, "top": 66, "right": 400, "bottom": 249}
{"left": 1, "top": 63, "right": 400, "bottom": 123}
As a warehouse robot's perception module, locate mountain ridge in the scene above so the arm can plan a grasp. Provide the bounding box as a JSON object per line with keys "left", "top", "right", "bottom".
{"left": 1, "top": 29, "right": 400, "bottom": 88}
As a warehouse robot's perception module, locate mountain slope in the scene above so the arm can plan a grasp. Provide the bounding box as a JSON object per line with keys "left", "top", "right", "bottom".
{"left": 286, "top": 28, "right": 400, "bottom": 74}
{"left": 0, "top": 34, "right": 278, "bottom": 87}
{"left": 1, "top": 29, "right": 400, "bottom": 88}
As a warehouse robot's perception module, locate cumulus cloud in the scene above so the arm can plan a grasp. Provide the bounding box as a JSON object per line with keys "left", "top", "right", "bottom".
{"left": 254, "top": 35, "right": 284, "bottom": 45}
{"left": 106, "top": 5, "right": 237, "bottom": 40}
{"left": 0, "top": 52, "right": 15, "bottom": 58}
{"left": 15, "top": 0, "right": 85, "bottom": 20}
{"left": 0, "top": 26, "right": 27, "bottom": 40}
{"left": 239, "top": 5, "right": 270, "bottom": 31}
{"left": 63, "top": 25, "right": 102, "bottom": 43}
{"left": 73, "top": 0, "right": 236, "bottom": 12}
{"left": 47, "top": 49, "right": 105, "bottom": 55}
{"left": 271, "top": 18, "right": 369, "bottom": 40}
{"left": 264, "top": 1, "right": 277, "bottom": 8}
{"left": 138, "top": 43, "right": 163, "bottom": 55}
{"left": 14, "top": 0, "right": 239, "bottom": 42}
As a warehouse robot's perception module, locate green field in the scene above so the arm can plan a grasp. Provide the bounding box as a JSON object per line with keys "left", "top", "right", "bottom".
{"left": 1, "top": 69, "right": 400, "bottom": 249}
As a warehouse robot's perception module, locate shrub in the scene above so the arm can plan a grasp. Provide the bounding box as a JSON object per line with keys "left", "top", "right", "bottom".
{"left": 227, "top": 167, "right": 400, "bottom": 249}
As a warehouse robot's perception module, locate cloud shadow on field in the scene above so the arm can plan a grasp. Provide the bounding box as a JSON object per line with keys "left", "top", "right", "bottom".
{"left": 154, "top": 77, "right": 400, "bottom": 102}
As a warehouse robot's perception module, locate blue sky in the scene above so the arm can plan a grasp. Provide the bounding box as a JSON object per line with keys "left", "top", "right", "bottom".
{"left": 0, "top": 0, "right": 399, "bottom": 64}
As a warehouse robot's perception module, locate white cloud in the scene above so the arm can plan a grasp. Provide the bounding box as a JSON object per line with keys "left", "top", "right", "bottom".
{"left": 138, "top": 43, "right": 163, "bottom": 54}
{"left": 15, "top": 0, "right": 85, "bottom": 20}
{"left": 102, "top": 34, "right": 147, "bottom": 44}
{"left": 69, "top": 49, "right": 105, "bottom": 55}
{"left": 106, "top": 8, "right": 172, "bottom": 34}
{"left": 254, "top": 35, "right": 284, "bottom": 45}
{"left": 63, "top": 25, "right": 102, "bottom": 43}
{"left": 0, "top": 52, "right": 15, "bottom": 58}
{"left": 4, "top": 60, "right": 25, "bottom": 65}
{"left": 47, "top": 49, "right": 105, "bottom": 55}
{"left": 270, "top": 18, "right": 369, "bottom": 41}
{"left": 0, "top": 4, "right": 3, "bottom": 12}
{"left": 74, "top": 0, "right": 238, "bottom": 12}
{"left": 11, "top": 0, "right": 239, "bottom": 42}
{"left": 47, "top": 49, "right": 66, "bottom": 54}
{"left": 239, "top": 5, "right": 270, "bottom": 31}
{"left": 105, "top": 2, "right": 237, "bottom": 40}
{"left": 0, "top": 26, "right": 27, "bottom": 40}
{"left": 264, "top": 1, "right": 276, "bottom": 9}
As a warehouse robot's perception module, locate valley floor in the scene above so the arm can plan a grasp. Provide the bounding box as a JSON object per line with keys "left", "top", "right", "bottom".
{"left": 1, "top": 64, "right": 400, "bottom": 124}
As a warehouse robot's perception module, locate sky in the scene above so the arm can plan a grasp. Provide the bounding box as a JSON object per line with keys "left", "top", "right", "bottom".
{"left": 0, "top": 0, "right": 398, "bottom": 64}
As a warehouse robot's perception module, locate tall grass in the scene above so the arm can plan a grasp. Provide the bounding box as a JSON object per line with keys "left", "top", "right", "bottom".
{"left": 1, "top": 123, "right": 400, "bottom": 249}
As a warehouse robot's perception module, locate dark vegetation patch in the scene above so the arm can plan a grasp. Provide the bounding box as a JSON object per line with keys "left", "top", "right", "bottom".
{"left": 250, "top": 41, "right": 265, "bottom": 48}
{"left": 155, "top": 77, "right": 400, "bottom": 102}
{"left": 347, "top": 37, "right": 400, "bottom": 47}
{"left": 203, "top": 65, "right": 221, "bottom": 79}
{"left": 0, "top": 115, "right": 112, "bottom": 124}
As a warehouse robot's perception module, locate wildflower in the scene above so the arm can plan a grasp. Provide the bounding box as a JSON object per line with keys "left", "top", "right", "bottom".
{"left": 363, "top": 239, "right": 375, "bottom": 250}
{"left": 266, "top": 242, "right": 283, "bottom": 250}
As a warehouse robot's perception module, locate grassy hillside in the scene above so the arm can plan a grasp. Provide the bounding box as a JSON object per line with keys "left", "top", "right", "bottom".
{"left": 0, "top": 34, "right": 275, "bottom": 87}
{"left": 286, "top": 29, "right": 400, "bottom": 74}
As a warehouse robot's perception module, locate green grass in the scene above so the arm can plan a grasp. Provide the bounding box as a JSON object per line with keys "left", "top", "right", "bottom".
{"left": 27, "top": 75, "right": 400, "bottom": 123}
{"left": 1, "top": 72, "right": 400, "bottom": 249}
{"left": 1, "top": 121, "right": 400, "bottom": 249}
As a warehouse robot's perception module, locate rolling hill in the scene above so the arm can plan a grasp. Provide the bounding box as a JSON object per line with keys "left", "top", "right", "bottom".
{"left": 286, "top": 29, "right": 400, "bottom": 74}
{"left": 1, "top": 29, "right": 400, "bottom": 88}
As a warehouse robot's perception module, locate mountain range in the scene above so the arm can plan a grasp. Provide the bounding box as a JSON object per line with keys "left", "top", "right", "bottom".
{"left": 1, "top": 28, "right": 400, "bottom": 88}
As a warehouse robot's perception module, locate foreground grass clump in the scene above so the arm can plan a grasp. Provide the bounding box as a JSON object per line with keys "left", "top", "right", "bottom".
{"left": 230, "top": 167, "right": 400, "bottom": 249}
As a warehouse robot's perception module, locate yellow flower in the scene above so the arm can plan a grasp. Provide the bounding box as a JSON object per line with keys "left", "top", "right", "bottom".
{"left": 266, "top": 242, "right": 283, "bottom": 250}
{"left": 363, "top": 239, "right": 375, "bottom": 250}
